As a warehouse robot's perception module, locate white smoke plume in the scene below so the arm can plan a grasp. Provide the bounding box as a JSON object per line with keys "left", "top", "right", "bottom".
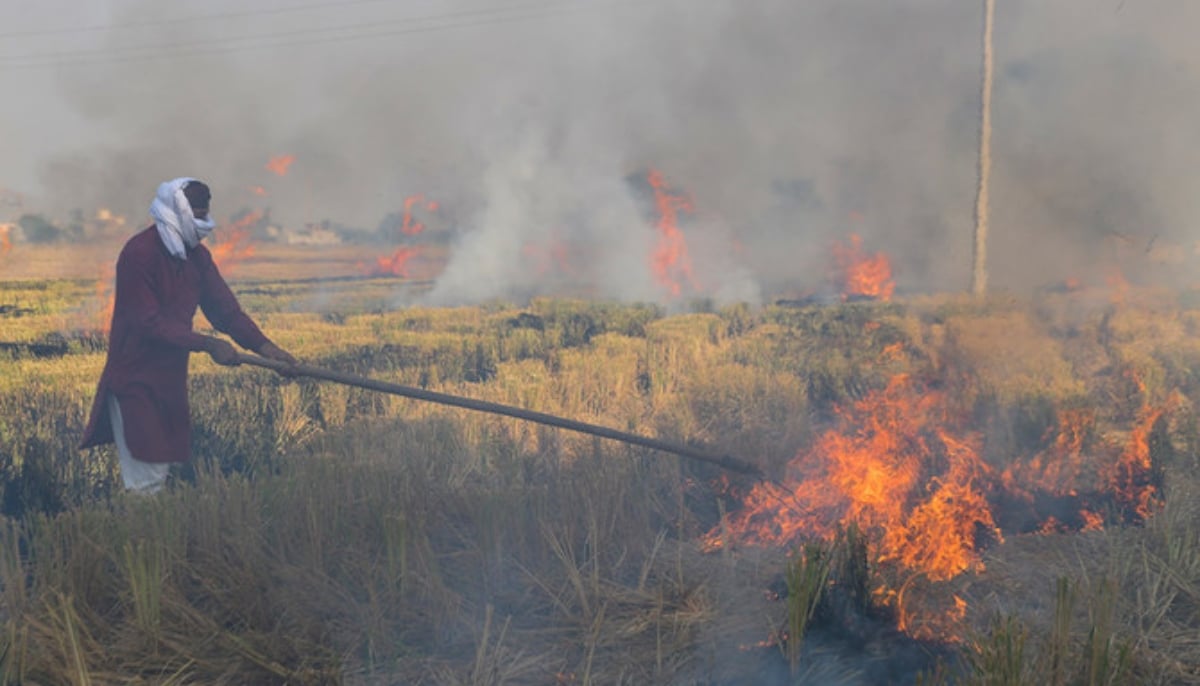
{"left": 2, "top": 0, "right": 1199, "bottom": 302}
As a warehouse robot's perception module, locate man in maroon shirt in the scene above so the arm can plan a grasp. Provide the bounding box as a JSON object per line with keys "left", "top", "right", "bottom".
{"left": 80, "top": 178, "right": 297, "bottom": 493}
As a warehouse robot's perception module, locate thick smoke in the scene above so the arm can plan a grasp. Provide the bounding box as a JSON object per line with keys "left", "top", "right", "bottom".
{"left": 3, "top": 0, "right": 1199, "bottom": 301}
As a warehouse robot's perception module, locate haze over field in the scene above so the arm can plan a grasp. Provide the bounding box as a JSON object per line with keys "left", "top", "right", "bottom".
{"left": 2, "top": 0, "right": 1198, "bottom": 301}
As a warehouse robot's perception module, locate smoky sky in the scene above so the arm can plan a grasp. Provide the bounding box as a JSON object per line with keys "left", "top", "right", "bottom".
{"left": 1, "top": 0, "right": 1199, "bottom": 302}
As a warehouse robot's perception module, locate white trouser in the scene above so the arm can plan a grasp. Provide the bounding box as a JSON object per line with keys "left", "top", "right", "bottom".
{"left": 108, "top": 394, "right": 170, "bottom": 494}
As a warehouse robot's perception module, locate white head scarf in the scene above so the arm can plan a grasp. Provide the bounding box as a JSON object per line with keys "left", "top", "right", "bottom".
{"left": 149, "top": 177, "right": 216, "bottom": 259}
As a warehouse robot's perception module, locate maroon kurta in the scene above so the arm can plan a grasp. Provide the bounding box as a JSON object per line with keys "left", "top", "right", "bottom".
{"left": 80, "top": 226, "right": 269, "bottom": 463}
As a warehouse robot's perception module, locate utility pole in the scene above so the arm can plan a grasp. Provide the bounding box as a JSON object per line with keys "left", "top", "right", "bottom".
{"left": 972, "top": 0, "right": 995, "bottom": 296}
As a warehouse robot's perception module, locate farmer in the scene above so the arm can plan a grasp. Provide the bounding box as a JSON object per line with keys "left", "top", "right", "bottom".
{"left": 80, "top": 177, "right": 297, "bottom": 494}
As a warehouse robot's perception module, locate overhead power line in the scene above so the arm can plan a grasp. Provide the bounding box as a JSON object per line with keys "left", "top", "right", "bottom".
{"left": 1, "top": 0, "right": 567, "bottom": 61}
{"left": 0, "top": 0, "right": 410, "bottom": 39}
{"left": 0, "top": 0, "right": 649, "bottom": 70}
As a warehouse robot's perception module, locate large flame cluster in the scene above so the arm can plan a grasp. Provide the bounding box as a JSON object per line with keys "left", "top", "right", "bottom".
{"left": 706, "top": 368, "right": 1167, "bottom": 639}
{"left": 833, "top": 233, "right": 895, "bottom": 300}
{"left": 646, "top": 169, "right": 700, "bottom": 297}
{"left": 362, "top": 195, "right": 441, "bottom": 278}
{"left": 706, "top": 375, "right": 999, "bottom": 581}
{"left": 209, "top": 211, "right": 262, "bottom": 275}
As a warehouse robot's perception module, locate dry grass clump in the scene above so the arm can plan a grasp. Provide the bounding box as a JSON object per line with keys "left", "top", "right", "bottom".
{"left": 0, "top": 417, "right": 724, "bottom": 684}
{"left": 1096, "top": 306, "right": 1200, "bottom": 418}
{"left": 0, "top": 376, "right": 112, "bottom": 514}
{"left": 934, "top": 466, "right": 1200, "bottom": 685}
{"left": 684, "top": 363, "right": 810, "bottom": 471}
{"left": 740, "top": 301, "right": 921, "bottom": 418}
{"left": 0, "top": 279, "right": 102, "bottom": 342}
{"left": 942, "top": 309, "right": 1084, "bottom": 404}
{"left": 6, "top": 273, "right": 1200, "bottom": 683}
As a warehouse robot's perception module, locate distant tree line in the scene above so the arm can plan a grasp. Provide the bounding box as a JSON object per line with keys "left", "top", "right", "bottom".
{"left": 16, "top": 213, "right": 84, "bottom": 244}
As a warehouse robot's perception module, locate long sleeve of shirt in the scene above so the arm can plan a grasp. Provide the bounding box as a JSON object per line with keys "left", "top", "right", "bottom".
{"left": 197, "top": 254, "right": 269, "bottom": 352}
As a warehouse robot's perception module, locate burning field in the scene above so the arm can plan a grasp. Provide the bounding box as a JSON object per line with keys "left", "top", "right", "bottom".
{"left": 0, "top": 262, "right": 1199, "bottom": 683}
{"left": 0, "top": 141, "right": 1196, "bottom": 684}
{"left": 5, "top": 0, "right": 1200, "bottom": 680}
{"left": 0, "top": 154, "right": 1196, "bottom": 682}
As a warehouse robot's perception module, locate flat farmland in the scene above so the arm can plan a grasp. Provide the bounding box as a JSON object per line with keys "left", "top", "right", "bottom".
{"left": 0, "top": 241, "right": 445, "bottom": 282}
{"left": 0, "top": 245, "right": 1198, "bottom": 684}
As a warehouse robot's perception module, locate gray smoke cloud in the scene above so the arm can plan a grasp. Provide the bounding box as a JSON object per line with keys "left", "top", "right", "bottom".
{"left": 2, "top": 0, "right": 1199, "bottom": 302}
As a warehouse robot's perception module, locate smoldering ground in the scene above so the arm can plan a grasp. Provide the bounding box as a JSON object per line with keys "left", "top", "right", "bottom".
{"left": 3, "top": 0, "right": 1200, "bottom": 302}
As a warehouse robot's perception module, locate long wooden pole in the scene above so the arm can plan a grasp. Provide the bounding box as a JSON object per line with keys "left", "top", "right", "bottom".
{"left": 235, "top": 353, "right": 764, "bottom": 477}
{"left": 972, "top": 0, "right": 995, "bottom": 296}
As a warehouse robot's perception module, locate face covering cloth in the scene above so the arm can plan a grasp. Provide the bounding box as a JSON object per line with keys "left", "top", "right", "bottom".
{"left": 150, "top": 177, "right": 216, "bottom": 260}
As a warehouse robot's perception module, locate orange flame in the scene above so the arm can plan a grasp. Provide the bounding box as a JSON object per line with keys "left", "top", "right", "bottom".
{"left": 710, "top": 361, "right": 1169, "bottom": 640}
{"left": 1000, "top": 408, "right": 1093, "bottom": 498}
{"left": 706, "top": 375, "right": 999, "bottom": 581}
{"left": 704, "top": 375, "right": 1001, "bottom": 640}
{"left": 1080, "top": 509, "right": 1105, "bottom": 531}
{"left": 646, "top": 169, "right": 700, "bottom": 297}
{"left": 399, "top": 195, "right": 439, "bottom": 236}
{"left": 363, "top": 195, "right": 442, "bottom": 277}
{"left": 265, "top": 154, "right": 296, "bottom": 177}
{"left": 0, "top": 223, "right": 12, "bottom": 259}
{"left": 95, "top": 263, "right": 116, "bottom": 334}
{"left": 210, "top": 212, "right": 261, "bottom": 274}
{"left": 249, "top": 185, "right": 268, "bottom": 197}
{"left": 1111, "top": 368, "right": 1171, "bottom": 522}
{"left": 833, "top": 234, "right": 895, "bottom": 300}
{"left": 361, "top": 246, "right": 421, "bottom": 277}
{"left": 1108, "top": 406, "right": 1166, "bottom": 520}
{"left": 890, "top": 590, "right": 970, "bottom": 640}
